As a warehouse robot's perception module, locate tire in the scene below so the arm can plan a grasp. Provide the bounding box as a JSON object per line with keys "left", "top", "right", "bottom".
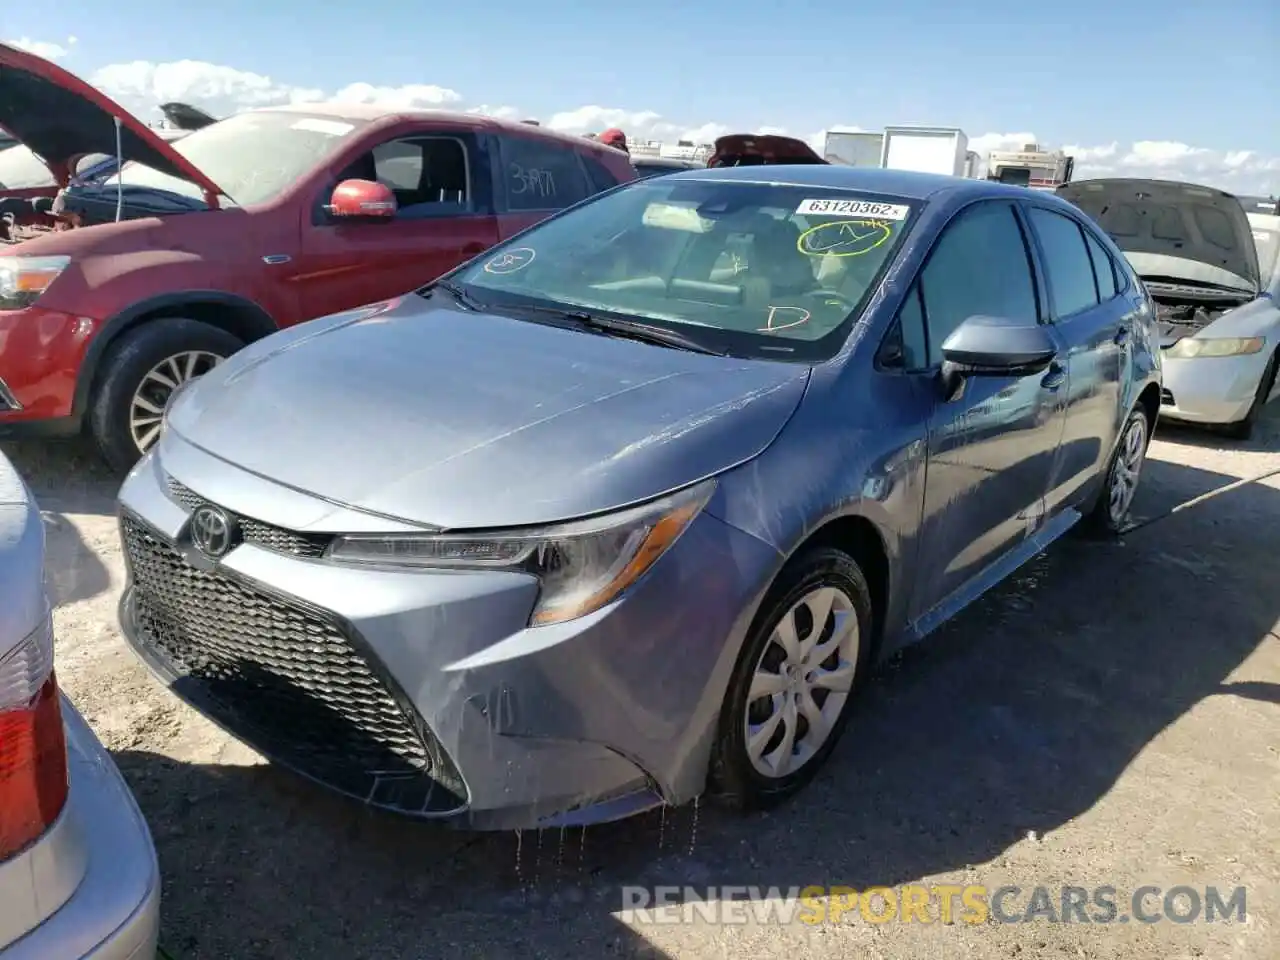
{"left": 89, "top": 317, "right": 243, "bottom": 473}
{"left": 1220, "top": 349, "right": 1278, "bottom": 441}
{"left": 1080, "top": 405, "right": 1151, "bottom": 537}
{"left": 708, "top": 547, "right": 874, "bottom": 811}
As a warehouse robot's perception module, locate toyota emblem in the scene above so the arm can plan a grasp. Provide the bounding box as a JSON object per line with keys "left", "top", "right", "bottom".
{"left": 189, "top": 504, "right": 238, "bottom": 559}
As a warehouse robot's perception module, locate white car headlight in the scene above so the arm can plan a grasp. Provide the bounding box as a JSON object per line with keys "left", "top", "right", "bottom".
{"left": 0, "top": 256, "right": 71, "bottom": 311}
{"left": 326, "top": 479, "right": 716, "bottom": 626}
{"left": 1164, "top": 336, "right": 1266, "bottom": 359}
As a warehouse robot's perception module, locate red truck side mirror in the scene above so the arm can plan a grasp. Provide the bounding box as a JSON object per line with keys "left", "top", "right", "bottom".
{"left": 325, "top": 179, "right": 396, "bottom": 221}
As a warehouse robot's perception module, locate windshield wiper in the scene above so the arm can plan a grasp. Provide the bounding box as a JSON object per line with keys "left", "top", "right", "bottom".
{"left": 425, "top": 279, "right": 486, "bottom": 311}
{"left": 526, "top": 307, "right": 726, "bottom": 356}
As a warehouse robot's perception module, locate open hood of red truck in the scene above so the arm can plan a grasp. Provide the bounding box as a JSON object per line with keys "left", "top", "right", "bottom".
{"left": 0, "top": 41, "right": 224, "bottom": 197}
{"left": 706, "top": 134, "right": 827, "bottom": 168}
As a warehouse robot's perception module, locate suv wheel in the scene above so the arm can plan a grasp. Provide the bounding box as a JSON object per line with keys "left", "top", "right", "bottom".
{"left": 90, "top": 317, "right": 244, "bottom": 472}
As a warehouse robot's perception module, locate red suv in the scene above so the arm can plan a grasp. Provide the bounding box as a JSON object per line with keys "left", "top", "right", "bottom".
{"left": 0, "top": 43, "right": 635, "bottom": 470}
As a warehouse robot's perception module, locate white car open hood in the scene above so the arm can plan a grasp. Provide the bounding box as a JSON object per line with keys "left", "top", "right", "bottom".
{"left": 1057, "top": 178, "right": 1260, "bottom": 295}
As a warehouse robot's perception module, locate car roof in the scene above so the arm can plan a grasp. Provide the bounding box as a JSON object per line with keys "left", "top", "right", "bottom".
{"left": 663, "top": 164, "right": 1033, "bottom": 202}
{"left": 243, "top": 102, "right": 613, "bottom": 153}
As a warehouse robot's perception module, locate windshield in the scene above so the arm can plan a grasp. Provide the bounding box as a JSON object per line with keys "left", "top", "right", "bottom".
{"left": 0, "top": 145, "right": 56, "bottom": 190}
{"left": 103, "top": 111, "right": 369, "bottom": 206}
{"left": 1254, "top": 227, "right": 1280, "bottom": 288}
{"left": 453, "top": 178, "right": 917, "bottom": 361}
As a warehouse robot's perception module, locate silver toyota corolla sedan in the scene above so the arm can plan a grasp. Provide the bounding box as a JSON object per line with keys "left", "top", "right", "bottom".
{"left": 116, "top": 166, "right": 1162, "bottom": 830}
{"left": 1, "top": 452, "right": 160, "bottom": 959}
{"left": 1059, "top": 179, "right": 1280, "bottom": 438}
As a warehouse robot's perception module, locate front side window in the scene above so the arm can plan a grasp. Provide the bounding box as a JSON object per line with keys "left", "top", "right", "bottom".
{"left": 451, "top": 178, "right": 918, "bottom": 362}
{"left": 918, "top": 202, "right": 1038, "bottom": 365}
{"left": 363, "top": 137, "right": 469, "bottom": 216}
{"left": 0, "top": 145, "right": 55, "bottom": 190}
{"left": 105, "top": 111, "right": 369, "bottom": 206}
{"left": 1028, "top": 207, "right": 1101, "bottom": 317}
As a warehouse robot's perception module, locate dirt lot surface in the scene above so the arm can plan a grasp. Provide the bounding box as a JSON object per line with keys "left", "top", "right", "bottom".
{"left": 4, "top": 409, "right": 1278, "bottom": 960}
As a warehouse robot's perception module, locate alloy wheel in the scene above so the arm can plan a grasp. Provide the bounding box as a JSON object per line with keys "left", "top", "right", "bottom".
{"left": 1107, "top": 414, "right": 1148, "bottom": 525}
{"left": 129, "top": 350, "right": 223, "bottom": 453}
{"left": 744, "top": 585, "right": 860, "bottom": 779}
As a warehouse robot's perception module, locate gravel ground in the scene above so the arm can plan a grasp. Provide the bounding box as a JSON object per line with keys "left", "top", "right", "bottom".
{"left": 4, "top": 407, "right": 1278, "bottom": 960}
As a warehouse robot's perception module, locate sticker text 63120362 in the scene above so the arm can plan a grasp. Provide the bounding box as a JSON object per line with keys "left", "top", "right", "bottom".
{"left": 796, "top": 198, "right": 910, "bottom": 220}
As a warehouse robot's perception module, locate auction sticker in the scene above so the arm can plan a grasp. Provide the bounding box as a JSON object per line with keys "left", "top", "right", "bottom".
{"left": 796, "top": 198, "right": 910, "bottom": 220}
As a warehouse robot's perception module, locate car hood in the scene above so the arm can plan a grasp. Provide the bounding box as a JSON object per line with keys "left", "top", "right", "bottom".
{"left": 0, "top": 41, "right": 223, "bottom": 195}
{"left": 1057, "top": 178, "right": 1260, "bottom": 294}
{"left": 707, "top": 134, "right": 827, "bottom": 168}
{"left": 166, "top": 298, "right": 812, "bottom": 529}
{"left": 159, "top": 102, "right": 218, "bottom": 131}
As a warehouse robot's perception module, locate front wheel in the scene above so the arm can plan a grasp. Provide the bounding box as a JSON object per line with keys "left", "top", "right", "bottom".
{"left": 708, "top": 547, "right": 873, "bottom": 811}
{"left": 89, "top": 317, "right": 244, "bottom": 473}
{"left": 1081, "top": 406, "right": 1150, "bottom": 536}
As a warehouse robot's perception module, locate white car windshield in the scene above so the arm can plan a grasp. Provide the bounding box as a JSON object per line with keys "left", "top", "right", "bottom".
{"left": 454, "top": 177, "right": 918, "bottom": 362}
{"left": 102, "top": 111, "right": 368, "bottom": 206}
{"left": 1253, "top": 227, "right": 1280, "bottom": 288}
{"left": 0, "top": 144, "right": 56, "bottom": 190}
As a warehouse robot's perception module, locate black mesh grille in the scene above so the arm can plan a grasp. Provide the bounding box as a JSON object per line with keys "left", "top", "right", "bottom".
{"left": 121, "top": 512, "right": 467, "bottom": 815}
{"left": 164, "top": 476, "right": 332, "bottom": 558}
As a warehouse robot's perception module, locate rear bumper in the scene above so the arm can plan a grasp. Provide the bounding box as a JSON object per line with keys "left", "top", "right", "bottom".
{"left": 1, "top": 698, "right": 160, "bottom": 960}
{"left": 1157, "top": 349, "right": 1274, "bottom": 425}
{"left": 0, "top": 306, "right": 97, "bottom": 430}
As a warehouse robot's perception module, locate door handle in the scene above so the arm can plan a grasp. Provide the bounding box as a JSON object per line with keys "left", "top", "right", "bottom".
{"left": 1114, "top": 325, "right": 1130, "bottom": 346}
{"left": 1041, "top": 362, "right": 1066, "bottom": 391}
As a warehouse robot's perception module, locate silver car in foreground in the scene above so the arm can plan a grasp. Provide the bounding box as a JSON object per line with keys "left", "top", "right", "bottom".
{"left": 0, "top": 453, "right": 160, "bottom": 959}
{"left": 117, "top": 166, "right": 1161, "bottom": 830}
{"left": 1059, "top": 179, "right": 1280, "bottom": 438}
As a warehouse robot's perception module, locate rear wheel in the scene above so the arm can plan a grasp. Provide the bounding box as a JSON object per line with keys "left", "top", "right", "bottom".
{"left": 708, "top": 547, "right": 873, "bottom": 810}
{"left": 1220, "top": 349, "right": 1278, "bottom": 441}
{"left": 1081, "top": 405, "right": 1150, "bottom": 536}
{"left": 89, "top": 317, "right": 243, "bottom": 473}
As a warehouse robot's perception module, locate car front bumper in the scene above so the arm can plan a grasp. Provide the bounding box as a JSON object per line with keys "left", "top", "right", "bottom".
{"left": 0, "top": 306, "right": 96, "bottom": 433}
{"left": 1, "top": 698, "right": 160, "bottom": 960}
{"left": 1158, "top": 347, "right": 1276, "bottom": 425}
{"left": 115, "top": 435, "right": 777, "bottom": 830}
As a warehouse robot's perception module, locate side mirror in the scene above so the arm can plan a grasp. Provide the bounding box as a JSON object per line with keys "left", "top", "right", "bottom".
{"left": 938, "top": 315, "right": 1057, "bottom": 401}
{"left": 325, "top": 179, "right": 396, "bottom": 222}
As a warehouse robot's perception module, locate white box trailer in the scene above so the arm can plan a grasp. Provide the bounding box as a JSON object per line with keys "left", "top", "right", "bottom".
{"left": 823, "top": 130, "right": 885, "bottom": 167}
{"left": 880, "top": 126, "right": 970, "bottom": 177}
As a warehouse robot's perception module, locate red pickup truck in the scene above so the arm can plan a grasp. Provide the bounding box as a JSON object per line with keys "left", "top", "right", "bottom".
{"left": 0, "top": 43, "right": 635, "bottom": 470}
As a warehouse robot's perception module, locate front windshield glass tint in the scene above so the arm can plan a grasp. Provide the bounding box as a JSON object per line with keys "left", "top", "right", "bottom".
{"left": 0, "top": 145, "right": 56, "bottom": 190}
{"left": 456, "top": 178, "right": 917, "bottom": 360}
{"left": 104, "top": 111, "right": 368, "bottom": 206}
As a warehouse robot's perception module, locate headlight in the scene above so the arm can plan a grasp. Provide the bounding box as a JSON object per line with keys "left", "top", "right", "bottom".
{"left": 327, "top": 479, "right": 716, "bottom": 626}
{"left": 0, "top": 256, "right": 71, "bottom": 310}
{"left": 1164, "top": 336, "right": 1265, "bottom": 359}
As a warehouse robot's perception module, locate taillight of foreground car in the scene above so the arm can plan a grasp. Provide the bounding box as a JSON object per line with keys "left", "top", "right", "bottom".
{"left": 0, "top": 613, "right": 69, "bottom": 861}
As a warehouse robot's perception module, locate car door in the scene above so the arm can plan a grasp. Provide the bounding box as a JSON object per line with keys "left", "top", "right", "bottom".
{"left": 1021, "top": 203, "right": 1129, "bottom": 513}
{"left": 294, "top": 129, "right": 500, "bottom": 319}
{"left": 492, "top": 133, "right": 616, "bottom": 239}
{"left": 906, "top": 200, "right": 1070, "bottom": 623}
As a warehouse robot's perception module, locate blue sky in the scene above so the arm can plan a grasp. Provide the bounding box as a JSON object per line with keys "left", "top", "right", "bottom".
{"left": 4, "top": 0, "right": 1278, "bottom": 191}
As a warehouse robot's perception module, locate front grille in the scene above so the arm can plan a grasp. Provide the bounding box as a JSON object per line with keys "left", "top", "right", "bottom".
{"left": 121, "top": 512, "right": 467, "bottom": 815}
{"left": 164, "top": 476, "right": 332, "bottom": 558}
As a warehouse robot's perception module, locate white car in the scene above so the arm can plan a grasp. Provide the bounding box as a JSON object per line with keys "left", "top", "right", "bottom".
{"left": 0, "top": 452, "right": 160, "bottom": 959}
{"left": 1059, "top": 179, "right": 1280, "bottom": 438}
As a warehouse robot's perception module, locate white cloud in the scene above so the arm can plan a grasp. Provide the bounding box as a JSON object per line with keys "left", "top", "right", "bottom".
{"left": 4, "top": 37, "right": 70, "bottom": 60}
{"left": 45, "top": 52, "right": 1280, "bottom": 197}
{"left": 329, "top": 81, "right": 460, "bottom": 109}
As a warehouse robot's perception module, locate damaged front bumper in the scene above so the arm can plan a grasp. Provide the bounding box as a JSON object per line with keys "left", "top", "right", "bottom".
{"left": 115, "top": 435, "right": 775, "bottom": 830}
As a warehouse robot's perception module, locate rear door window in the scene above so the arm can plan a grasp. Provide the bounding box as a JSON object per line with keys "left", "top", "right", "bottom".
{"left": 1083, "top": 230, "right": 1119, "bottom": 301}
{"left": 500, "top": 136, "right": 592, "bottom": 211}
